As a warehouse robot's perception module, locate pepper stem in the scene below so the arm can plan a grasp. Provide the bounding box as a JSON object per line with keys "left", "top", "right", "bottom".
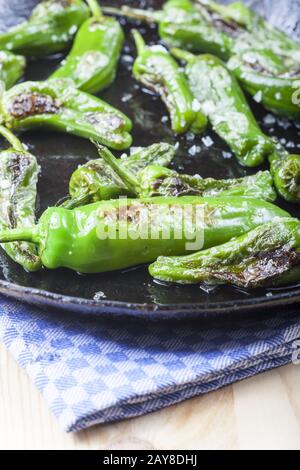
{"left": 196, "top": 0, "right": 229, "bottom": 17}
{"left": 0, "top": 124, "right": 24, "bottom": 152}
{"left": 60, "top": 192, "right": 91, "bottom": 210}
{"left": 132, "top": 29, "right": 146, "bottom": 56}
{"left": 96, "top": 144, "right": 140, "bottom": 195}
{"left": 195, "top": 0, "right": 250, "bottom": 26}
{"left": 0, "top": 227, "right": 39, "bottom": 244}
{"left": 102, "top": 6, "right": 162, "bottom": 23}
{"left": 86, "top": 0, "right": 102, "bottom": 19}
{"left": 171, "top": 48, "right": 195, "bottom": 63}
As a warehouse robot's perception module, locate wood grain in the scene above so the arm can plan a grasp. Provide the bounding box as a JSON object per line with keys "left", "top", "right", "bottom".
{"left": 0, "top": 343, "right": 299, "bottom": 450}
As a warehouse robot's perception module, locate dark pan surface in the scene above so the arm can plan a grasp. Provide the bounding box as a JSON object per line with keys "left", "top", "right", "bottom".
{"left": 1, "top": 0, "right": 300, "bottom": 318}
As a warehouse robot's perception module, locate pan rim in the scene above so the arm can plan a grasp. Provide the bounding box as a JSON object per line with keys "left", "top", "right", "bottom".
{"left": 1, "top": 278, "right": 300, "bottom": 317}
{"left": 1, "top": 0, "right": 300, "bottom": 319}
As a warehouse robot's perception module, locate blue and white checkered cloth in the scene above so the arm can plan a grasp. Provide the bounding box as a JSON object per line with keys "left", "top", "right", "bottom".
{"left": 0, "top": 296, "right": 300, "bottom": 432}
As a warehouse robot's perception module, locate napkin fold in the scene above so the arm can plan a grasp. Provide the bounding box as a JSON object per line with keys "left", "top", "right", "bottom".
{"left": 0, "top": 297, "right": 299, "bottom": 432}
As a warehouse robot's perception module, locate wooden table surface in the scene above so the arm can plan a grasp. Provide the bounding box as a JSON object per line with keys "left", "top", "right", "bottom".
{"left": 0, "top": 342, "right": 299, "bottom": 450}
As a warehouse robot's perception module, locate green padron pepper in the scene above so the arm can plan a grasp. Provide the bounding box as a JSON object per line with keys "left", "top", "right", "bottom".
{"left": 172, "top": 49, "right": 273, "bottom": 167}
{"left": 63, "top": 142, "right": 176, "bottom": 209}
{"left": 0, "top": 196, "right": 289, "bottom": 273}
{"left": 104, "top": 0, "right": 300, "bottom": 60}
{"left": 269, "top": 143, "right": 300, "bottom": 204}
{"left": 105, "top": 0, "right": 300, "bottom": 119}
{"left": 149, "top": 218, "right": 300, "bottom": 289}
{"left": 0, "top": 51, "right": 26, "bottom": 91}
{"left": 0, "top": 79, "right": 132, "bottom": 150}
{"left": 0, "top": 125, "right": 40, "bottom": 272}
{"left": 181, "top": 2, "right": 300, "bottom": 119}
{"left": 228, "top": 50, "right": 300, "bottom": 119}
{"left": 132, "top": 30, "right": 207, "bottom": 135}
{"left": 98, "top": 145, "right": 276, "bottom": 202}
{"left": 50, "top": 0, "right": 124, "bottom": 94}
{"left": 194, "top": 0, "right": 300, "bottom": 62}
{"left": 172, "top": 49, "right": 300, "bottom": 203}
{"left": 0, "top": 0, "right": 90, "bottom": 57}
{"left": 104, "top": 0, "right": 234, "bottom": 60}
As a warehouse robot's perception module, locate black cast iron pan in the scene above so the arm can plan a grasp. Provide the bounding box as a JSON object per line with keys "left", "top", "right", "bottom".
{"left": 1, "top": 0, "right": 300, "bottom": 319}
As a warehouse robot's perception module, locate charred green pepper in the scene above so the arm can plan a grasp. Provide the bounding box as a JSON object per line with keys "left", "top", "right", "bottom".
{"left": 172, "top": 49, "right": 300, "bottom": 203}
{"left": 64, "top": 142, "right": 176, "bottom": 209}
{"left": 136, "top": 166, "right": 276, "bottom": 201}
{"left": 0, "top": 78, "right": 132, "bottom": 150}
{"left": 0, "top": 51, "right": 26, "bottom": 91}
{"left": 0, "top": 125, "right": 40, "bottom": 272}
{"left": 194, "top": 0, "right": 300, "bottom": 61}
{"left": 106, "top": 0, "right": 300, "bottom": 63}
{"left": 50, "top": 0, "right": 124, "bottom": 94}
{"left": 0, "top": 196, "right": 289, "bottom": 273}
{"left": 0, "top": 0, "right": 90, "bottom": 57}
{"left": 269, "top": 144, "right": 300, "bottom": 204}
{"left": 172, "top": 49, "right": 273, "bottom": 167}
{"left": 132, "top": 30, "right": 207, "bottom": 135}
{"left": 105, "top": 0, "right": 300, "bottom": 119}
{"left": 149, "top": 218, "right": 300, "bottom": 288}
{"left": 104, "top": 0, "right": 234, "bottom": 60}
{"left": 98, "top": 145, "right": 276, "bottom": 202}
{"left": 228, "top": 50, "right": 300, "bottom": 119}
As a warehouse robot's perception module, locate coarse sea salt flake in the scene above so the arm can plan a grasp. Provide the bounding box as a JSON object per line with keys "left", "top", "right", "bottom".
{"left": 122, "top": 54, "right": 133, "bottom": 64}
{"left": 253, "top": 91, "right": 262, "bottom": 103}
{"left": 121, "top": 93, "right": 133, "bottom": 103}
{"left": 263, "top": 114, "right": 276, "bottom": 126}
{"left": 286, "top": 141, "right": 295, "bottom": 148}
{"left": 188, "top": 145, "right": 201, "bottom": 156}
{"left": 202, "top": 136, "right": 214, "bottom": 147}
{"left": 192, "top": 99, "right": 201, "bottom": 112}
{"left": 186, "top": 132, "right": 195, "bottom": 142}
{"left": 222, "top": 151, "right": 233, "bottom": 159}
{"left": 94, "top": 291, "right": 107, "bottom": 300}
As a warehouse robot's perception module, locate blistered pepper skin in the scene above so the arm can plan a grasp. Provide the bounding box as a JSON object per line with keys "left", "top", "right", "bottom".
{"left": 0, "top": 79, "right": 132, "bottom": 150}
{"left": 104, "top": 0, "right": 300, "bottom": 119}
{"left": 194, "top": 0, "right": 300, "bottom": 61}
{"left": 104, "top": 0, "right": 234, "bottom": 59}
{"left": 228, "top": 51, "right": 300, "bottom": 119}
{"left": 0, "top": 197, "right": 290, "bottom": 274}
{"left": 97, "top": 144, "right": 277, "bottom": 202}
{"left": 0, "top": 126, "right": 40, "bottom": 272}
{"left": 158, "top": 0, "right": 234, "bottom": 59}
{"left": 0, "top": 0, "right": 90, "bottom": 57}
{"left": 172, "top": 50, "right": 273, "bottom": 167}
{"left": 269, "top": 146, "right": 300, "bottom": 204}
{"left": 170, "top": 49, "right": 300, "bottom": 203}
{"left": 166, "top": 2, "right": 300, "bottom": 119}
{"left": 65, "top": 143, "right": 176, "bottom": 209}
{"left": 51, "top": 2, "right": 125, "bottom": 94}
{"left": 132, "top": 30, "right": 207, "bottom": 135}
{"left": 149, "top": 219, "right": 300, "bottom": 288}
{"left": 135, "top": 166, "right": 277, "bottom": 201}
{"left": 104, "top": 0, "right": 300, "bottom": 60}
